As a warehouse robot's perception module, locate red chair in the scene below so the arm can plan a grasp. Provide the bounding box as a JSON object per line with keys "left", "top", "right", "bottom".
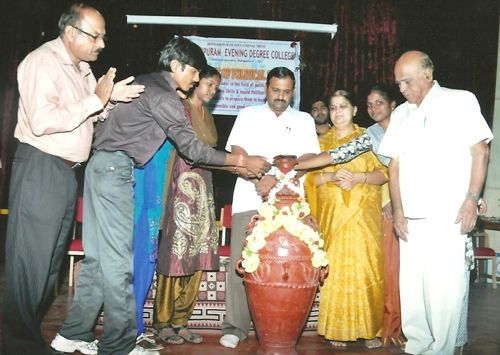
{"left": 67, "top": 197, "right": 84, "bottom": 287}
{"left": 218, "top": 204, "right": 232, "bottom": 258}
{"left": 474, "top": 231, "right": 497, "bottom": 289}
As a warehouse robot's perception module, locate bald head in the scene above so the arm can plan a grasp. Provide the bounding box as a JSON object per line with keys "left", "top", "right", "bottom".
{"left": 394, "top": 51, "right": 434, "bottom": 106}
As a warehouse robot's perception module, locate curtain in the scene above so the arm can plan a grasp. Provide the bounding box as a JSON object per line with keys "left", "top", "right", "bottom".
{"left": 0, "top": 0, "right": 496, "bottom": 207}
{"left": 324, "top": 0, "right": 398, "bottom": 127}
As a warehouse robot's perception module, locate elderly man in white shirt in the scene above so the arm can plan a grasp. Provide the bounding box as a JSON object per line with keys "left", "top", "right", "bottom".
{"left": 379, "top": 50, "right": 492, "bottom": 355}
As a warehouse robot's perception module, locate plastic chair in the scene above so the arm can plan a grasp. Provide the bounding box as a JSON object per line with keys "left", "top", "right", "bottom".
{"left": 67, "top": 197, "right": 85, "bottom": 287}
{"left": 473, "top": 230, "right": 497, "bottom": 289}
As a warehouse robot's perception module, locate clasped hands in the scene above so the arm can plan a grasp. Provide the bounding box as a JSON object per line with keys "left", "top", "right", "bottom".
{"left": 319, "top": 168, "right": 361, "bottom": 191}
{"left": 95, "top": 67, "right": 145, "bottom": 107}
{"left": 233, "top": 155, "right": 271, "bottom": 180}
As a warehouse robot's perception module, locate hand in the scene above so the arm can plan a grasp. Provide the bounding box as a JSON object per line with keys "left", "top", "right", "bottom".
{"left": 232, "top": 166, "right": 249, "bottom": 177}
{"left": 455, "top": 199, "right": 478, "bottom": 234}
{"left": 393, "top": 209, "right": 408, "bottom": 241}
{"left": 382, "top": 203, "right": 393, "bottom": 222}
{"left": 255, "top": 175, "right": 277, "bottom": 199}
{"left": 478, "top": 199, "right": 488, "bottom": 216}
{"left": 335, "top": 168, "right": 354, "bottom": 181}
{"left": 335, "top": 168, "right": 356, "bottom": 191}
{"left": 95, "top": 67, "right": 116, "bottom": 106}
{"left": 241, "top": 156, "right": 271, "bottom": 178}
{"left": 110, "top": 76, "right": 145, "bottom": 103}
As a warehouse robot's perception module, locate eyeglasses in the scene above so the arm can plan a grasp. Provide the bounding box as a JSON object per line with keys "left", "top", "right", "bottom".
{"left": 71, "top": 25, "right": 107, "bottom": 42}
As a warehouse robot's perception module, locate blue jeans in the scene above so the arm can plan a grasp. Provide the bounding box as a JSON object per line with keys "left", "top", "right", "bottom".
{"left": 60, "top": 151, "right": 136, "bottom": 354}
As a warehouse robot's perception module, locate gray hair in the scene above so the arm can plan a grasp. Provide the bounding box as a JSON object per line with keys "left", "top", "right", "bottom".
{"left": 58, "top": 3, "right": 93, "bottom": 36}
{"left": 420, "top": 52, "right": 435, "bottom": 71}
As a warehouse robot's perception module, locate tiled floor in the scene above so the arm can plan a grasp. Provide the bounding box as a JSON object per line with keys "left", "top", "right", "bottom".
{"left": 1, "top": 263, "right": 499, "bottom": 355}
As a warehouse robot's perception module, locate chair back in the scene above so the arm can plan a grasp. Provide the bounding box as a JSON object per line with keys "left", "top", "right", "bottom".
{"left": 75, "top": 197, "right": 83, "bottom": 223}
{"left": 219, "top": 204, "right": 232, "bottom": 250}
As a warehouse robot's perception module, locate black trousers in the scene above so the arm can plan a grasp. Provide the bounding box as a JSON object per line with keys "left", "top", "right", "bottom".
{"left": 2, "top": 143, "right": 77, "bottom": 354}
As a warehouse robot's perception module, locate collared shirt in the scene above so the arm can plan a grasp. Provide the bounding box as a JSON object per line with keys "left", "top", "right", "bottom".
{"left": 379, "top": 81, "right": 493, "bottom": 220}
{"left": 15, "top": 37, "right": 105, "bottom": 162}
{"left": 226, "top": 104, "right": 320, "bottom": 214}
{"left": 92, "top": 71, "right": 226, "bottom": 167}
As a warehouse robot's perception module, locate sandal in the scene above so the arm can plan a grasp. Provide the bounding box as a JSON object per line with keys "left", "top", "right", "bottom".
{"left": 329, "top": 340, "right": 347, "bottom": 348}
{"left": 365, "top": 338, "right": 382, "bottom": 349}
{"left": 136, "top": 333, "right": 164, "bottom": 350}
{"left": 174, "top": 326, "right": 203, "bottom": 344}
{"left": 155, "top": 327, "right": 185, "bottom": 345}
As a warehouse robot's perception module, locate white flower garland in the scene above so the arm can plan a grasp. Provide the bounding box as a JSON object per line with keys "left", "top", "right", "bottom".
{"left": 267, "top": 167, "right": 303, "bottom": 205}
{"left": 241, "top": 168, "right": 329, "bottom": 273}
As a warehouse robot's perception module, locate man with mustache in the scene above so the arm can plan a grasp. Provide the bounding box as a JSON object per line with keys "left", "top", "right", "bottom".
{"left": 51, "top": 36, "right": 269, "bottom": 355}
{"left": 220, "top": 66, "right": 320, "bottom": 349}
{"left": 2, "top": 3, "right": 144, "bottom": 354}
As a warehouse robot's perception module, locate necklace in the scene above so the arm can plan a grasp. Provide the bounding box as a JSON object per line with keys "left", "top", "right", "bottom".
{"left": 188, "top": 98, "right": 205, "bottom": 120}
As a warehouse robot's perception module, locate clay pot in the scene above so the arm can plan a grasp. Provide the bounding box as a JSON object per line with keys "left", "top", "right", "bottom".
{"left": 236, "top": 155, "right": 328, "bottom": 354}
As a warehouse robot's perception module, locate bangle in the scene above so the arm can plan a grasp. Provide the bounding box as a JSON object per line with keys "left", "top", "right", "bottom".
{"left": 465, "top": 191, "right": 480, "bottom": 203}
{"left": 362, "top": 172, "right": 367, "bottom": 183}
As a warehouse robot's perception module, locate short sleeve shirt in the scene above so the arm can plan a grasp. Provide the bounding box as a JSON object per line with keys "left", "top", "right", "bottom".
{"left": 226, "top": 104, "right": 320, "bottom": 214}
{"left": 379, "top": 82, "right": 493, "bottom": 219}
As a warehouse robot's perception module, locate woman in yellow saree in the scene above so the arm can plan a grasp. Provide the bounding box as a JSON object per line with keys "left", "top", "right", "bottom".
{"left": 300, "top": 90, "right": 388, "bottom": 349}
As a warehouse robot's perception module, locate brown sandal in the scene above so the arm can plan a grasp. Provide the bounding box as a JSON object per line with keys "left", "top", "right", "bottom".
{"left": 156, "top": 327, "right": 185, "bottom": 345}
{"left": 174, "top": 326, "right": 203, "bottom": 344}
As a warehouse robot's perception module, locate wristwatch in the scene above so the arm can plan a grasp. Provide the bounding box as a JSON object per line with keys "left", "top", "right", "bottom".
{"left": 465, "top": 191, "right": 480, "bottom": 204}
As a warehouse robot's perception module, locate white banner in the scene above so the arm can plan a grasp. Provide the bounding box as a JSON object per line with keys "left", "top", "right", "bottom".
{"left": 188, "top": 36, "right": 301, "bottom": 116}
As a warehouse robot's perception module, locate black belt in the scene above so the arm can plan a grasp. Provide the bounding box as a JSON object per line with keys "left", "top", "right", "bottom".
{"left": 61, "top": 159, "right": 82, "bottom": 169}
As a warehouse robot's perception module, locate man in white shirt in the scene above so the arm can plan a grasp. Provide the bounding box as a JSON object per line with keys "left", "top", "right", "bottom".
{"left": 379, "top": 50, "right": 492, "bottom": 355}
{"left": 219, "top": 67, "right": 320, "bottom": 348}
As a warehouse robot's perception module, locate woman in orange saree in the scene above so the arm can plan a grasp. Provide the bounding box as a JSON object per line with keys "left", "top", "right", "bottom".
{"left": 366, "top": 84, "right": 404, "bottom": 346}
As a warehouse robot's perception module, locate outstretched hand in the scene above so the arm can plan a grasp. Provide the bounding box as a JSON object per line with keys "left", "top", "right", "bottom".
{"left": 255, "top": 175, "right": 277, "bottom": 199}
{"left": 241, "top": 156, "right": 271, "bottom": 178}
{"left": 110, "top": 76, "right": 145, "bottom": 103}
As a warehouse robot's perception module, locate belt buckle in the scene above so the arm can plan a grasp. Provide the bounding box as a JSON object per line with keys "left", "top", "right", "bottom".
{"left": 71, "top": 162, "right": 82, "bottom": 169}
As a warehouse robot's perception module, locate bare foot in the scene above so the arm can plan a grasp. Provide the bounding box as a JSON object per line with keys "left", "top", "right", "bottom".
{"left": 382, "top": 336, "right": 406, "bottom": 347}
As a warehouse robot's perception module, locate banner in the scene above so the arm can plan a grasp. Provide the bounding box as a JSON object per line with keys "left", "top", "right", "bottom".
{"left": 188, "top": 36, "right": 301, "bottom": 116}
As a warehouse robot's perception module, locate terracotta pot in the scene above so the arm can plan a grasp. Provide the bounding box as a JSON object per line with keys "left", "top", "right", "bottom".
{"left": 236, "top": 155, "right": 328, "bottom": 354}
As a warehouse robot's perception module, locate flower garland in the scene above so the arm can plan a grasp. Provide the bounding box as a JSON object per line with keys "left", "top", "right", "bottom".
{"left": 241, "top": 169, "right": 329, "bottom": 273}
{"left": 266, "top": 166, "right": 303, "bottom": 205}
